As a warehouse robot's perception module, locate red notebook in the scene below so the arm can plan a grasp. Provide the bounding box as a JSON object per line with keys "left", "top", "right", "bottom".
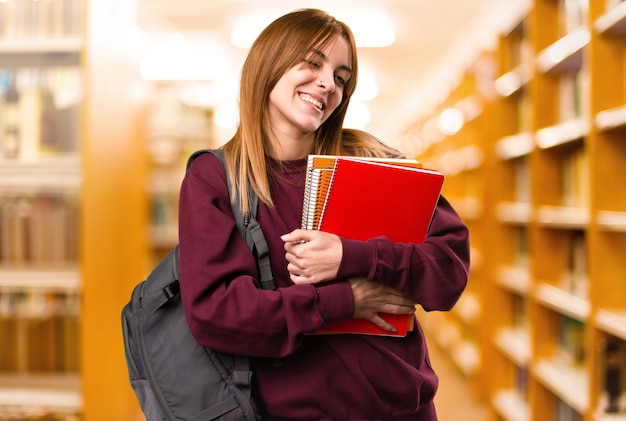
{"left": 320, "top": 158, "right": 444, "bottom": 243}
{"left": 308, "top": 157, "right": 445, "bottom": 336}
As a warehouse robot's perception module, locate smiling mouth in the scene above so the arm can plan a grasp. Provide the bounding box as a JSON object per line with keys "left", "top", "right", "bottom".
{"left": 299, "top": 93, "right": 324, "bottom": 110}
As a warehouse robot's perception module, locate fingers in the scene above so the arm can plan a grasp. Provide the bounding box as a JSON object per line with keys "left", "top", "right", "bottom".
{"left": 369, "top": 314, "right": 398, "bottom": 333}
{"left": 281, "top": 229, "right": 342, "bottom": 284}
{"left": 379, "top": 302, "right": 417, "bottom": 315}
{"left": 281, "top": 229, "right": 313, "bottom": 245}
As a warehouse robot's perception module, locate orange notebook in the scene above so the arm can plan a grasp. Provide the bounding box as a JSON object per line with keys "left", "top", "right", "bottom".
{"left": 303, "top": 156, "right": 444, "bottom": 337}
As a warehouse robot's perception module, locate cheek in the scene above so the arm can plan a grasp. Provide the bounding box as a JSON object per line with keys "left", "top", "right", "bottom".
{"left": 326, "top": 90, "right": 344, "bottom": 115}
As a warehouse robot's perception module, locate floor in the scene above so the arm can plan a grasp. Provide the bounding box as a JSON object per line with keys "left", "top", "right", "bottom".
{"left": 428, "top": 339, "right": 490, "bottom": 421}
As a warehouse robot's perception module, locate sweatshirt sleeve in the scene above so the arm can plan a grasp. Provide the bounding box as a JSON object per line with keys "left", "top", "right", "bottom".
{"left": 336, "top": 195, "right": 470, "bottom": 311}
{"left": 178, "top": 153, "right": 354, "bottom": 359}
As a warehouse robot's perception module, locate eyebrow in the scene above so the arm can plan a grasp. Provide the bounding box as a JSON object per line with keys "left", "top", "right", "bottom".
{"left": 310, "top": 48, "right": 353, "bottom": 74}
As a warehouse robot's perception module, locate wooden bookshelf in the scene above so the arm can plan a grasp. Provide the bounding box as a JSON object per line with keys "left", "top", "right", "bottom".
{"left": 399, "top": 0, "right": 626, "bottom": 419}
{"left": 0, "top": 0, "right": 148, "bottom": 419}
{"left": 411, "top": 51, "right": 501, "bottom": 400}
{"left": 142, "top": 84, "right": 220, "bottom": 265}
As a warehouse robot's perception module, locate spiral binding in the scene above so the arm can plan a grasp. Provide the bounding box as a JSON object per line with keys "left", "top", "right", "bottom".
{"left": 301, "top": 156, "right": 336, "bottom": 230}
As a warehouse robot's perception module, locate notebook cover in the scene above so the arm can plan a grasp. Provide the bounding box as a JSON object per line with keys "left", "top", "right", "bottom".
{"left": 302, "top": 155, "right": 423, "bottom": 231}
{"left": 314, "top": 158, "right": 444, "bottom": 336}
{"left": 319, "top": 158, "right": 444, "bottom": 243}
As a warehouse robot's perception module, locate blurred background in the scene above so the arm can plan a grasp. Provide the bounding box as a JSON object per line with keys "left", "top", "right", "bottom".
{"left": 2, "top": 0, "right": 626, "bottom": 420}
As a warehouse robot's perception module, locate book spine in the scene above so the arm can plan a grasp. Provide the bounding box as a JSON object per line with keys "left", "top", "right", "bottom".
{"left": 602, "top": 338, "right": 625, "bottom": 413}
{"left": 0, "top": 193, "right": 79, "bottom": 265}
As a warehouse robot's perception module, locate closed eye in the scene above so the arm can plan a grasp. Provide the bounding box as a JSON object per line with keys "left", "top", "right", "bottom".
{"left": 335, "top": 73, "right": 348, "bottom": 86}
{"left": 303, "top": 58, "right": 321, "bottom": 69}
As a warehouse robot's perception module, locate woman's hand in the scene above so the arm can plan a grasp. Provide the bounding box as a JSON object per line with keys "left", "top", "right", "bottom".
{"left": 281, "top": 229, "right": 342, "bottom": 284}
{"left": 349, "top": 277, "right": 416, "bottom": 333}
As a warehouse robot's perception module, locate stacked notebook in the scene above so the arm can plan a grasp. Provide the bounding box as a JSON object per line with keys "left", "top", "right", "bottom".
{"left": 302, "top": 155, "right": 445, "bottom": 336}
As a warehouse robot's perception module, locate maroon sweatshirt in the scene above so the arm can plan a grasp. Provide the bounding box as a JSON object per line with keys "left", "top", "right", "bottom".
{"left": 178, "top": 152, "right": 470, "bottom": 420}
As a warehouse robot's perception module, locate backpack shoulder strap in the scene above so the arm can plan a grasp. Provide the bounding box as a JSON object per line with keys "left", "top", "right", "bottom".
{"left": 183, "top": 149, "right": 275, "bottom": 291}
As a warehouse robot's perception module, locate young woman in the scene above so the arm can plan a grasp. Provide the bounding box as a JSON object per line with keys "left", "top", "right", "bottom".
{"left": 178, "top": 8, "right": 470, "bottom": 420}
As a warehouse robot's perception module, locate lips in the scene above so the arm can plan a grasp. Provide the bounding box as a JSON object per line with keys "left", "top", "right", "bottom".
{"left": 299, "top": 93, "right": 324, "bottom": 110}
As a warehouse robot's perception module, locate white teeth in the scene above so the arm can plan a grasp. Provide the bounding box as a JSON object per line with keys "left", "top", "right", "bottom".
{"left": 300, "top": 93, "right": 323, "bottom": 110}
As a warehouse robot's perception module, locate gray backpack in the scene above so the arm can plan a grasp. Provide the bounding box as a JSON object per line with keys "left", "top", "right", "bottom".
{"left": 122, "top": 149, "right": 275, "bottom": 420}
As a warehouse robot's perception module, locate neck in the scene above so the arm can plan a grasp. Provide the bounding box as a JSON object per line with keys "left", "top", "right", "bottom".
{"left": 271, "top": 132, "right": 315, "bottom": 161}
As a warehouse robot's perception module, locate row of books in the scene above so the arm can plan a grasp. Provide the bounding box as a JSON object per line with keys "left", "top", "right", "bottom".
{"left": 0, "top": 194, "right": 80, "bottom": 264}
{"left": 0, "top": 0, "right": 83, "bottom": 40}
{"left": 151, "top": 194, "right": 178, "bottom": 234}
{"left": 560, "top": 147, "right": 588, "bottom": 209}
{"left": 558, "top": 71, "right": 588, "bottom": 123}
{"left": 0, "top": 412, "right": 81, "bottom": 421}
{"left": 600, "top": 337, "right": 626, "bottom": 414}
{"left": 558, "top": 0, "right": 588, "bottom": 36}
{"left": 515, "top": 365, "right": 529, "bottom": 401}
{"left": 0, "top": 290, "right": 80, "bottom": 318}
{"left": 558, "top": 316, "right": 585, "bottom": 367}
{"left": 0, "top": 315, "right": 80, "bottom": 373}
{"left": 512, "top": 294, "right": 528, "bottom": 331}
{"left": 555, "top": 397, "right": 583, "bottom": 421}
{"left": 562, "top": 230, "right": 588, "bottom": 300}
{"left": 514, "top": 90, "right": 532, "bottom": 134}
{"left": 512, "top": 157, "right": 531, "bottom": 203}
{"left": 0, "top": 66, "right": 81, "bottom": 160}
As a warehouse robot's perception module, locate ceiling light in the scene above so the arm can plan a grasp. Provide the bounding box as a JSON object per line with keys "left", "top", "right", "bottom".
{"left": 230, "top": 13, "right": 276, "bottom": 48}
{"left": 231, "top": 8, "right": 395, "bottom": 49}
{"left": 437, "top": 108, "right": 464, "bottom": 135}
{"left": 334, "top": 9, "right": 395, "bottom": 48}
{"left": 140, "top": 36, "right": 231, "bottom": 81}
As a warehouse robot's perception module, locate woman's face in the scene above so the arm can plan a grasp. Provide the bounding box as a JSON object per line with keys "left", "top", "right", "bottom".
{"left": 268, "top": 36, "right": 352, "bottom": 138}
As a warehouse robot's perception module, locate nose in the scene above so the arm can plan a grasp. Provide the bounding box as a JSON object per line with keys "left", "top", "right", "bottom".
{"left": 318, "top": 70, "right": 335, "bottom": 93}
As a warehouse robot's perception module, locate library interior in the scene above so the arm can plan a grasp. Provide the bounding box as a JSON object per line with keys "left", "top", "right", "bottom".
{"left": 1, "top": 0, "right": 626, "bottom": 420}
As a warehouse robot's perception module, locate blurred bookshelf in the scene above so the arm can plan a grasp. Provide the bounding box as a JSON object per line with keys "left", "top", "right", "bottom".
{"left": 0, "top": 0, "right": 147, "bottom": 419}
{"left": 405, "top": 0, "right": 626, "bottom": 420}
{"left": 144, "top": 83, "right": 219, "bottom": 264}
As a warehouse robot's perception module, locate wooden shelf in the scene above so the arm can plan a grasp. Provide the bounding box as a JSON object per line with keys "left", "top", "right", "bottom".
{"left": 594, "top": 414, "right": 626, "bottom": 421}
{"left": 491, "top": 390, "right": 530, "bottom": 421}
{"left": 594, "top": 309, "right": 626, "bottom": 340}
{"left": 533, "top": 359, "right": 589, "bottom": 414}
{"left": 594, "top": 1, "right": 626, "bottom": 34}
{"left": 452, "top": 196, "right": 483, "bottom": 220}
{"left": 0, "top": 267, "right": 80, "bottom": 292}
{"left": 0, "top": 155, "right": 82, "bottom": 192}
{"left": 496, "top": 202, "right": 534, "bottom": 224}
{"left": 0, "top": 37, "right": 84, "bottom": 54}
{"left": 536, "top": 28, "right": 590, "bottom": 74}
{"left": 451, "top": 341, "right": 481, "bottom": 378}
{"left": 494, "top": 327, "right": 531, "bottom": 366}
{"left": 495, "top": 66, "right": 532, "bottom": 97}
{"left": 535, "top": 118, "right": 589, "bottom": 149}
{"left": 534, "top": 283, "right": 590, "bottom": 321}
{"left": 596, "top": 211, "right": 626, "bottom": 232}
{"left": 150, "top": 225, "right": 179, "bottom": 249}
{"left": 596, "top": 104, "right": 626, "bottom": 131}
{"left": 496, "top": 266, "right": 531, "bottom": 295}
{"left": 0, "top": 1, "right": 149, "bottom": 419}
{"left": 495, "top": 133, "right": 534, "bottom": 160}
{"left": 454, "top": 292, "right": 481, "bottom": 325}
{"left": 397, "top": 2, "right": 626, "bottom": 418}
{"left": 0, "top": 374, "right": 81, "bottom": 415}
{"left": 536, "top": 206, "right": 589, "bottom": 229}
